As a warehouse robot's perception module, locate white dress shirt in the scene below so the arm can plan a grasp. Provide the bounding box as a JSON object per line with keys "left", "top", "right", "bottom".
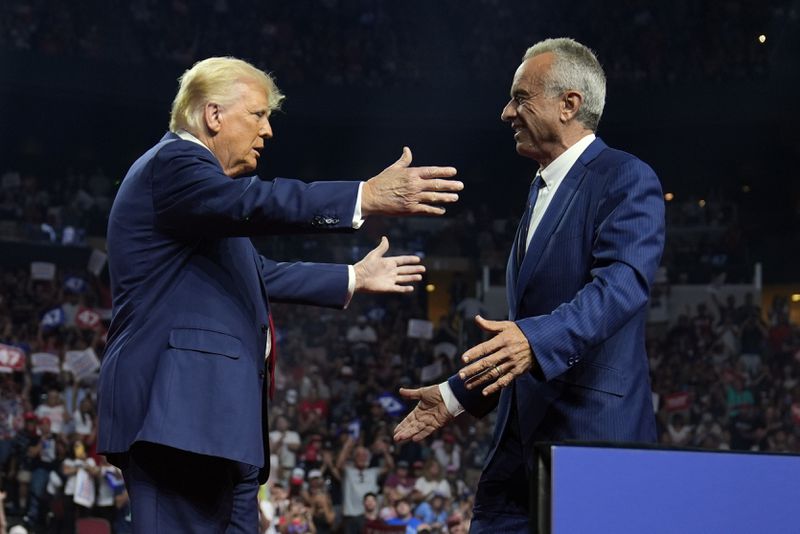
{"left": 439, "top": 133, "right": 596, "bottom": 416}
{"left": 174, "top": 129, "right": 363, "bottom": 360}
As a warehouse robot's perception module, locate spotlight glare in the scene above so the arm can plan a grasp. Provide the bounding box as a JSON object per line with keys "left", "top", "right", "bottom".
{"left": 791, "top": 294, "right": 800, "bottom": 303}
{"left": 758, "top": 34, "right": 767, "bottom": 44}
{"left": 664, "top": 192, "right": 675, "bottom": 201}
{"left": 698, "top": 199, "right": 706, "bottom": 208}
{"left": 425, "top": 284, "right": 435, "bottom": 293}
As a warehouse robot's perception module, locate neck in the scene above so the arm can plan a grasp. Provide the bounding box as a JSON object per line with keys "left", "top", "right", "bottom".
{"left": 539, "top": 127, "right": 593, "bottom": 169}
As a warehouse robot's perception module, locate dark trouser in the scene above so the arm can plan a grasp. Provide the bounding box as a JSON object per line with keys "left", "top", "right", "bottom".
{"left": 470, "top": 391, "right": 531, "bottom": 534}
{"left": 121, "top": 442, "right": 259, "bottom": 534}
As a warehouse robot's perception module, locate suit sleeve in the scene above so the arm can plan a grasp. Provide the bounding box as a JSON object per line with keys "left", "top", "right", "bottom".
{"left": 518, "top": 159, "right": 665, "bottom": 382}
{"left": 151, "top": 141, "right": 361, "bottom": 237}
{"left": 258, "top": 256, "right": 350, "bottom": 308}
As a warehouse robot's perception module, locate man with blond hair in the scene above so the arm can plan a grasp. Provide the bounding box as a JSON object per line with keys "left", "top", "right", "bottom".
{"left": 98, "top": 56, "right": 462, "bottom": 533}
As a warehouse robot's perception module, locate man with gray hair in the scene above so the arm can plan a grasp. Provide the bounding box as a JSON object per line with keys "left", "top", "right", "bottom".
{"left": 396, "top": 38, "right": 665, "bottom": 531}
{"left": 98, "top": 56, "right": 462, "bottom": 533}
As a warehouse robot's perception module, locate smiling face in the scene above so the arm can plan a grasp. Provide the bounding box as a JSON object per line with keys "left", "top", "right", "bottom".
{"left": 208, "top": 79, "right": 273, "bottom": 177}
{"left": 500, "top": 52, "right": 564, "bottom": 166}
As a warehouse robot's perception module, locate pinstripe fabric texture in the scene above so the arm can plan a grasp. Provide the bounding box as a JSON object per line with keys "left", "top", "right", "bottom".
{"left": 448, "top": 138, "right": 665, "bottom": 517}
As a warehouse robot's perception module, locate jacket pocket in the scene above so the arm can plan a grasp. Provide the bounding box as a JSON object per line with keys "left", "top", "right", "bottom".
{"left": 168, "top": 328, "right": 242, "bottom": 359}
{"left": 555, "top": 360, "right": 627, "bottom": 397}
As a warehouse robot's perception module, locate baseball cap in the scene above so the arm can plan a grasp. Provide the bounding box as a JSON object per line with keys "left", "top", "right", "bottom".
{"left": 308, "top": 469, "right": 322, "bottom": 479}
{"left": 290, "top": 467, "right": 305, "bottom": 485}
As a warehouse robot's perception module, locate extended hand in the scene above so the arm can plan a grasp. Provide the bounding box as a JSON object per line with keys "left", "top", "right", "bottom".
{"left": 354, "top": 237, "right": 425, "bottom": 293}
{"left": 361, "top": 147, "right": 461, "bottom": 216}
{"left": 459, "top": 315, "right": 536, "bottom": 396}
{"left": 393, "top": 385, "right": 453, "bottom": 442}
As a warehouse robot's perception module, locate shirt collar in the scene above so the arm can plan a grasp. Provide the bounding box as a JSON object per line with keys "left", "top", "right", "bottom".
{"left": 538, "top": 133, "right": 596, "bottom": 188}
{"left": 175, "top": 129, "right": 214, "bottom": 155}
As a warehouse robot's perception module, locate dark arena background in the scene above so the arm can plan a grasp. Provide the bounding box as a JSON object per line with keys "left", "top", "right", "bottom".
{"left": 0, "top": 1, "right": 799, "bottom": 533}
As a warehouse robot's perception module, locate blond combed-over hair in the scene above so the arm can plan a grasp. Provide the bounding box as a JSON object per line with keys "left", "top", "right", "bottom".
{"left": 169, "top": 57, "right": 285, "bottom": 133}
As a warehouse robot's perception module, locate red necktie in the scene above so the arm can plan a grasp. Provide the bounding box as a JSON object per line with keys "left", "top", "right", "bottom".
{"left": 268, "top": 313, "right": 278, "bottom": 400}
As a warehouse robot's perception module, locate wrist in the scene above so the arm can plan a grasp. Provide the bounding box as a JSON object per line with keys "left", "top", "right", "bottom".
{"left": 360, "top": 181, "right": 375, "bottom": 217}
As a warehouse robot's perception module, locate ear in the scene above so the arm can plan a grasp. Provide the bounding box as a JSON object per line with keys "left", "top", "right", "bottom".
{"left": 560, "top": 90, "right": 583, "bottom": 123}
{"left": 204, "top": 102, "right": 223, "bottom": 134}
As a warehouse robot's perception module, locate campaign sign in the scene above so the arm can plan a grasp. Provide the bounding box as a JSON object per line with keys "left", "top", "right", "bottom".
{"left": 75, "top": 307, "right": 102, "bottom": 330}
{"left": 0, "top": 344, "right": 25, "bottom": 373}
{"left": 32, "top": 352, "right": 61, "bottom": 375}
{"left": 64, "top": 348, "right": 100, "bottom": 380}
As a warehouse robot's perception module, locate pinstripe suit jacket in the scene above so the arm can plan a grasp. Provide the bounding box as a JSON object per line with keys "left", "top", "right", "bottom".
{"left": 449, "top": 138, "right": 664, "bottom": 476}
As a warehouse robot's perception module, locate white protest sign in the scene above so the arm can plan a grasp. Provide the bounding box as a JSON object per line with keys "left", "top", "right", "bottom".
{"left": 31, "top": 262, "right": 56, "bottom": 281}
{"left": 32, "top": 352, "right": 61, "bottom": 374}
{"left": 407, "top": 319, "right": 434, "bottom": 340}
{"left": 63, "top": 348, "right": 101, "bottom": 380}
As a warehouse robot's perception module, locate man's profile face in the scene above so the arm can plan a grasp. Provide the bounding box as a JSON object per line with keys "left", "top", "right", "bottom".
{"left": 500, "top": 52, "right": 563, "bottom": 163}
{"left": 213, "top": 79, "right": 273, "bottom": 177}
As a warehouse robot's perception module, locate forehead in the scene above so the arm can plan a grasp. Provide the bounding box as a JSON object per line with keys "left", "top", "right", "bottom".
{"left": 510, "top": 52, "right": 555, "bottom": 93}
{"left": 234, "top": 79, "right": 270, "bottom": 109}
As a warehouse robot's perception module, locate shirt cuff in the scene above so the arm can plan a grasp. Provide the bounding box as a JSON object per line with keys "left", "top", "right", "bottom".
{"left": 343, "top": 265, "right": 356, "bottom": 309}
{"left": 438, "top": 381, "right": 465, "bottom": 417}
{"left": 352, "top": 183, "right": 365, "bottom": 229}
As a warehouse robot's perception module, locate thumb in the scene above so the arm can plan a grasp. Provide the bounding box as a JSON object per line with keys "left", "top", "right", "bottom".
{"left": 393, "top": 146, "right": 412, "bottom": 168}
{"left": 375, "top": 236, "right": 390, "bottom": 256}
{"left": 398, "top": 387, "right": 422, "bottom": 400}
{"left": 474, "top": 315, "right": 504, "bottom": 333}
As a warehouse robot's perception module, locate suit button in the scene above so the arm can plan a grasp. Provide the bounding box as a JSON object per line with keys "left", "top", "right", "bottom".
{"left": 259, "top": 370, "right": 265, "bottom": 380}
{"left": 260, "top": 324, "right": 268, "bottom": 335}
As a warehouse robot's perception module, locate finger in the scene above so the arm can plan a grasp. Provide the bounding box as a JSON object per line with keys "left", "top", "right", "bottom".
{"left": 398, "top": 387, "right": 423, "bottom": 400}
{"left": 422, "top": 178, "right": 465, "bottom": 192}
{"left": 393, "top": 146, "right": 412, "bottom": 168}
{"left": 474, "top": 315, "right": 505, "bottom": 334}
{"left": 419, "top": 192, "right": 460, "bottom": 204}
{"left": 417, "top": 167, "right": 459, "bottom": 180}
{"left": 409, "top": 205, "right": 447, "bottom": 216}
{"left": 396, "top": 264, "right": 425, "bottom": 275}
{"left": 395, "top": 274, "right": 423, "bottom": 284}
{"left": 462, "top": 359, "right": 506, "bottom": 390}
{"left": 462, "top": 336, "right": 505, "bottom": 364}
{"left": 390, "top": 256, "right": 423, "bottom": 268}
{"left": 482, "top": 367, "right": 516, "bottom": 396}
{"left": 372, "top": 236, "right": 389, "bottom": 256}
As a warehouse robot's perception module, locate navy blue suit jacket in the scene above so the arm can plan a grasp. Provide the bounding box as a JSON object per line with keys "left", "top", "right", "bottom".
{"left": 449, "top": 138, "right": 665, "bottom": 476}
{"left": 98, "top": 133, "right": 360, "bottom": 482}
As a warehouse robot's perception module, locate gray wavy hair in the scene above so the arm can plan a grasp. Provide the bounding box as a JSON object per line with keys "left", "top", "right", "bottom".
{"left": 523, "top": 38, "right": 606, "bottom": 131}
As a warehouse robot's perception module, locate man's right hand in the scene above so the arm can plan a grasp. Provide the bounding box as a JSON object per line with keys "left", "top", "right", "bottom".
{"left": 393, "top": 384, "right": 453, "bottom": 442}
{"left": 361, "top": 147, "right": 461, "bottom": 216}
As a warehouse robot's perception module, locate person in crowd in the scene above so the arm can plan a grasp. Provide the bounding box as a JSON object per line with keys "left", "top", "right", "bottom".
{"left": 334, "top": 436, "right": 394, "bottom": 534}
{"left": 300, "top": 469, "right": 335, "bottom": 534}
{"left": 411, "top": 458, "right": 450, "bottom": 503}
{"left": 396, "top": 38, "right": 665, "bottom": 532}
{"left": 384, "top": 497, "right": 426, "bottom": 534}
{"left": 96, "top": 55, "right": 461, "bottom": 533}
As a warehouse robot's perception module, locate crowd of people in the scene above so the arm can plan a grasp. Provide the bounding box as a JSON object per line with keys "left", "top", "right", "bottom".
{"left": 0, "top": 248, "right": 797, "bottom": 532}
{"left": 1, "top": 0, "right": 792, "bottom": 87}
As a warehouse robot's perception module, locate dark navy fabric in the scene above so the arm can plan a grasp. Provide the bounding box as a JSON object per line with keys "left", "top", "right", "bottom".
{"left": 122, "top": 442, "right": 260, "bottom": 534}
{"left": 98, "top": 132, "right": 360, "bottom": 488}
{"left": 449, "top": 138, "right": 665, "bottom": 525}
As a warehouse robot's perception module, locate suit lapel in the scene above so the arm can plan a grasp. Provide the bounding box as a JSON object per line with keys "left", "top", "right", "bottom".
{"left": 513, "top": 138, "right": 607, "bottom": 309}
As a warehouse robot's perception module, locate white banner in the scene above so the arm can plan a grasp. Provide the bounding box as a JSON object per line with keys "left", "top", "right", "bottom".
{"left": 32, "top": 352, "right": 61, "bottom": 374}
{"left": 64, "top": 348, "right": 100, "bottom": 380}
{"left": 407, "top": 319, "right": 434, "bottom": 340}
{"left": 31, "top": 261, "right": 56, "bottom": 281}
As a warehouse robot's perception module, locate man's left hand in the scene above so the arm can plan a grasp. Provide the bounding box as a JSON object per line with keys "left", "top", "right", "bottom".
{"left": 458, "top": 315, "right": 537, "bottom": 396}
{"left": 354, "top": 236, "right": 425, "bottom": 293}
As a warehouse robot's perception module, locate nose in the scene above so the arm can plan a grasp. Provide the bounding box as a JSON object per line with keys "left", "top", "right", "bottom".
{"left": 260, "top": 118, "right": 273, "bottom": 139}
{"left": 500, "top": 100, "right": 515, "bottom": 122}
